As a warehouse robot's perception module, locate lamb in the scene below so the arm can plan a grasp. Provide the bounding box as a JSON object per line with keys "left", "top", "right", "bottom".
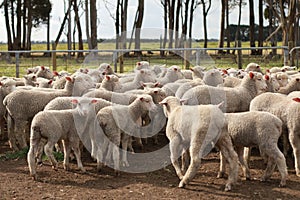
{"left": 218, "top": 111, "right": 287, "bottom": 187}
{"left": 27, "top": 98, "right": 98, "bottom": 180}
{"left": 35, "top": 66, "right": 54, "bottom": 79}
{"left": 190, "top": 65, "right": 205, "bottom": 79}
{"left": 98, "top": 63, "right": 115, "bottom": 75}
{"left": 23, "top": 74, "right": 37, "bottom": 87}
{"left": 99, "top": 75, "right": 121, "bottom": 91}
{"left": 202, "top": 68, "right": 223, "bottom": 87}
{"left": 175, "top": 78, "right": 204, "bottom": 99}
{"left": 96, "top": 94, "right": 157, "bottom": 173}
{"left": 182, "top": 72, "right": 267, "bottom": 113}
{"left": 36, "top": 78, "right": 53, "bottom": 88}
{"left": 277, "top": 77, "right": 300, "bottom": 94}
{"left": 115, "top": 69, "right": 156, "bottom": 93}
{"left": 245, "top": 62, "right": 263, "bottom": 74}
{"left": 0, "top": 79, "right": 16, "bottom": 140}
{"left": 222, "top": 76, "right": 242, "bottom": 87}
{"left": 265, "top": 74, "right": 280, "bottom": 92}
{"left": 159, "top": 96, "right": 239, "bottom": 191}
{"left": 274, "top": 72, "right": 289, "bottom": 87}
{"left": 4, "top": 75, "right": 95, "bottom": 151}
{"left": 135, "top": 61, "right": 150, "bottom": 70}
{"left": 250, "top": 93, "right": 300, "bottom": 176}
{"left": 156, "top": 65, "right": 184, "bottom": 86}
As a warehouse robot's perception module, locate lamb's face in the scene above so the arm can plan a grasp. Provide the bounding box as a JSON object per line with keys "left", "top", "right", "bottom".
{"left": 276, "top": 72, "right": 289, "bottom": 87}
{"left": 0, "top": 79, "right": 16, "bottom": 95}
{"left": 139, "top": 95, "right": 156, "bottom": 112}
{"left": 266, "top": 74, "right": 280, "bottom": 92}
{"left": 250, "top": 72, "right": 268, "bottom": 94}
{"left": 72, "top": 98, "right": 97, "bottom": 116}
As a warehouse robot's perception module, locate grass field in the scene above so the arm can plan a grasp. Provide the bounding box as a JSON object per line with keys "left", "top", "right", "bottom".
{"left": 0, "top": 40, "right": 286, "bottom": 77}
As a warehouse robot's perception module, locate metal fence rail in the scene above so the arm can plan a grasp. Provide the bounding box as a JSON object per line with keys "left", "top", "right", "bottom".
{"left": 0, "top": 46, "right": 292, "bottom": 78}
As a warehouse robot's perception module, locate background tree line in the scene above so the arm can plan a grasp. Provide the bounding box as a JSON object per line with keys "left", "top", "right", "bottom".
{"left": 0, "top": 0, "right": 299, "bottom": 61}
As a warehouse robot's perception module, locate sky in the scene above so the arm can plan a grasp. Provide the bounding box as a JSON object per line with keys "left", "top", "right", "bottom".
{"left": 0, "top": 0, "right": 267, "bottom": 43}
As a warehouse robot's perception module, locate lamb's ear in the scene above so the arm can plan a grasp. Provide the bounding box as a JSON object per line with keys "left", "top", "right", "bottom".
{"left": 91, "top": 99, "right": 98, "bottom": 104}
{"left": 137, "top": 62, "right": 141, "bottom": 66}
{"left": 190, "top": 67, "right": 194, "bottom": 71}
{"left": 27, "top": 69, "right": 32, "bottom": 74}
{"left": 222, "top": 69, "right": 228, "bottom": 74}
{"left": 154, "top": 82, "right": 160, "bottom": 87}
{"left": 264, "top": 75, "right": 270, "bottom": 81}
{"left": 249, "top": 72, "right": 255, "bottom": 79}
{"left": 41, "top": 66, "right": 45, "bottom": 70}
{"left": 296, "top": 78, "right": 300, "bottom": 82}
{"left": 65, "top": 76, "right": 73, "bottom": 82}
{"left": 217, "top": 101, "right": 224, "bottom": 108}
{"left": 53, "top": 71, "right": 59, "bottom": 76}
{"left": 0, "top": 82, "right": 2, "bottom": 86}
{"left": 140, "top": 81, "right": 145, "bottom": 87}
{"left": 266, "top": 69, "right": 270, "bottom": 74}
{"left": 292, "top": 98, "right": 300, "bottom": 103}
{"left": 256, "top": 65, "right": 260, "bottom": 69}
{"left": 23, "top": 75, "right": 28, "bottom": 79}
{"left": 48, "top": 80, "right": 53, "bottom": 85}
{"left": 107, "top": 65, "right": 111, "bottom": 69}
{"left": 105, "top": 75, "right": 111, "bottom": 81}
{"left": 139, "top": 97, "right": 144, "bottom": 101}
{"left": 71, "top": 99, "right": 79, "bottom": 104}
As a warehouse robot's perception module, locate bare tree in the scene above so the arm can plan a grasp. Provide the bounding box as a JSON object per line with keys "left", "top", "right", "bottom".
{"left": 198, "top": 0, "right": 211, "bottom": 48}
{"left": 90, "top": 0, "right": 97, "bottom": 49}
{"left": 249, "top": 0, "right": 256, "bottom": 55}
{"left": 74, "top": 0, "right": 84, "bottom": 57}
{"left": 257, "top": 0, "right": 263, "bottom": 55}
{"left": 134, "top": 0, "right": 144, "bottom": 56}
{"left": 218, "top": 0, "right": 226, "bottom": 53}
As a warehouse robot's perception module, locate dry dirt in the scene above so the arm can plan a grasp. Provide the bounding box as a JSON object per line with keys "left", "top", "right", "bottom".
{"left": 1, "top": 136, "right": 300, "bottom": 200}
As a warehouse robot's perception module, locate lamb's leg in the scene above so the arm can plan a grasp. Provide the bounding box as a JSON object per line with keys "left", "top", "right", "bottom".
{"left": 121, "top": 134, "right": 130, "bottom": 167}
{"left": 181, "top": 148, "right": 190, "bottom": 175}
{"left": 217, "top": 152, "right": 226, "bottom": 178}
{"left": 282, "top": 129, "right": 290, "bottom": 157}
{"left": 236, "top": 146, "right": 251, "bottom": 180}
{"left": 62, "top": 140, "right": 71, "bottom": 171}
{"left": 178, "top": 143, "right": 201, "bottom": 188}
{"left": 261, "top": 145, "right": 287, "bottom": 187}
{"left": 44, "top": 141, "right": 58, "bottom": 170}
{"left": 0, "top": 117, "right": 6, "bottom": 140}
{"left": 169, "top": 135, "right": 184, "bottom": 180}
{"left": 288, "top": 131, "right": 300, "bottom": 177}
{"left": 217, "top": 134, "right": 239, "bottom": 191}
{"left": 7, "top": 114, "right": 19, "bottom": 151}
{"left": 112, "top": 144, "right": 120, "bottom": 176}
{"left": 70, "top": 137, "right": 85, "bottom": 172}
{"left": 14, "top": 120, "right": 28, "bottom": 149}
{"left": 27, "top": 138, "right": 41, "bottom": 180}
{"left": 243, "top": 147, "right": 251, "bottom": 168}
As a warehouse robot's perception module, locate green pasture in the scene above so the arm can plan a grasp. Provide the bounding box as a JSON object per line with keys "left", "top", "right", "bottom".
{"left": 0, "top": 41, "right": 285, "bottom": 77}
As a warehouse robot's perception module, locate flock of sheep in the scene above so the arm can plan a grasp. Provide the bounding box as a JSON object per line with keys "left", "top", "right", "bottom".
{"left": 0, "top": 60, "right": 300, "bottom": 192}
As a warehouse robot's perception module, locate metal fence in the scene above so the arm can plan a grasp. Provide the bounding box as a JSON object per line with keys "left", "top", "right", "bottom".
{"left": 0, "top": 46, "right": 292, "bottom": 78}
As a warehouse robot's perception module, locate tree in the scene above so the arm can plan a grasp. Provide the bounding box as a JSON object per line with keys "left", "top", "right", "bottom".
{"left": 73, "top": 0, "right": 84, "bottom": 57}
{"left": 249, "top": 0, "right": 256, "bottom": 55}
{"left": 90, "top": 0, "right": 97, "bottom": 49}
{"left": 198, "top": 0, "right": 211, "bottom": 48}
{"left": 134, "top": 0, "right": 144, "bottom": 56}
{"left": 218, "top": 0, "right": 226, "bottom": 53}
{"left": 257, "top": 0, "right": 264, "bottom": 55}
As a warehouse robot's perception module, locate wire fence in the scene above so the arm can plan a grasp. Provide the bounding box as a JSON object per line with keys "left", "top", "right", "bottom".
{"left": 0, "top": 46, "right": 293, "bottom": 78}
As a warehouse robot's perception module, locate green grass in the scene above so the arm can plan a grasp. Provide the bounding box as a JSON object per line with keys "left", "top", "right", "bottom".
{"left": 0, "top": 147, "right": 29, "bottom": 161}
{"left": 0, "top": 41, "right": 286, "bottom": 77}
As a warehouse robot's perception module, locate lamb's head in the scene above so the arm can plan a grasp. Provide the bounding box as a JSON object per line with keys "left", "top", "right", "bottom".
{"left": 275, "top": 72, "right": 289, "bottom": 87}
{"left": 136, "top": 69, "right": 156, "bottom": 83}
{"left": 190, "top": 65, "right": 205, "bottom": 79}
{"left": 136, "top": 61, "right": 150, "bottom": 70}
{"left": 98, "top": 63, "right": 114, "bottom": 75}
{"left": 264, "top": 74, "right": 280, "bottom": 92}
{"left": 136, "top": 94, "right": 157, "bottom": 112}
{"left": 145, "top": 88, "right": 167, "bottom": 104}
{"left": 0, "top": 79, "right": 16, "bottom": 95}
{"left": 72, "top": 98, "right": 98, "bottom": 116}
{"left": 203, "top": 69, "right": 223, "bottom": 87}
{"left": 36, "top": 66, "right": 54, "bottom": 79}
{"left": 166, "top": 65, "right": 184, "bottom": 80}
{"left": 65, "top": 74, "right": 96, "bottom": 96}
{"left": 287, "top": 77, "right": 300, "bottom": 90}
{"left": 245, "top": 62, "right": 263, "bottom": 74}
{"left": 159, "top": 96, "right": 182, "bottom": 118}
{"left": 248, "top": 71, "right": 268, "bottom": 94}
{"left": 102, "top": 75, "right": 121, "bottom": 91}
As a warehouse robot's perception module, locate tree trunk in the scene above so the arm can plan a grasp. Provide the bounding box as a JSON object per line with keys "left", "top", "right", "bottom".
{"left": 174, "top": 0, "right": 181, "bottom": 48}
{"left": 85, "top": 0, "right": 92, "bottom": 49}
{"left": 26, "top": 0, "right": 33, "bottom": 52}
{"left": 134, "top": 0, "right": 144, "bottom": 56}
{"left": 115, "top": 0, "right": 120, "bottom": 50}
{"left": 257, "top": 0, "right": 263, "bottom": 55}
{"left": 90, "top": 0, "right": 98, "bottom": 49}
{"left": 74, "top": 0, "right": 84, "bottom": 58}
{"left": 201, "top": 0, "right": 211, "bottom": 48}
{"left": 249, "top": 0, "right": 256, "bottom": 55}
{"left": 10, "top": 0, "right": 16, "bottom": 46}
{"left": 121, "top": 0, "right": 128, "bottom": 50}
{"left": 168, "top": 0, "right": 176, "bottom": 49}
{"left": 46, "top": 10, "right": 50, "bottom": 51}
{"left": 161, "top": 0, "right": 168, "bottom": 56}
{"left": 218, "top": 0, "right": 225, "bottom": 54}
{"left": 22, "top": 0, "right": 27, "bottom": 50}
{"left": 225, "top": 0, "right": 230, "bottom": 54}
{"left": 181, "top": 0, "right": 189, "bottom": 46}
{"left": 4, "top": 0, "right": 13, "bottom": 50}
{"left": 15, "top": 0, "right": 22, "bottom": 50}
{"left": 188, "top": 0, "right": 195, "bottom": 40}
{"left": 232, "top": 0, "right": 242, "bottom": 56}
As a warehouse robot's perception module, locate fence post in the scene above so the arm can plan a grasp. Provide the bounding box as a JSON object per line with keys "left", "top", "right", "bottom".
{"left": 237, "top": 40, "right": 242, "bottom": 69}
{"left": 52, "top": 42, "right": 57, "bottom": 71}
{"left": 284, "top": 47, "right": 289, "bottom": 66}
{"left": 15, "top": 52, "right": 20, "bottom": 78}
{"left": 113, "top": 51, "right": 118, "bottom": 73}
{"left": 196, "top": 49, "right": 200, "bottom": 65}
{"left": 184, "top": 41, "right": 191, "bottom": 69}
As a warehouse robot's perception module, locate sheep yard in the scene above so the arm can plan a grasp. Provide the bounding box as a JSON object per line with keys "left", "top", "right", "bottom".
{"left": 1, "top": 138, "right": 300, "bottom": 200}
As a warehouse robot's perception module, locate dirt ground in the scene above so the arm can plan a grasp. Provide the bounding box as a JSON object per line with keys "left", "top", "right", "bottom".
{"left": 1, "top": 136, "right": 300, "bottom": 200}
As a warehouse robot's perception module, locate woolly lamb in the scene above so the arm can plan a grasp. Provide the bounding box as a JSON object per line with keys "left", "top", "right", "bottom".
{"left": 100, "top": 75, "right": 121, "bottom": 91}
{"left": 175, "top": 78, "right": 204, "bottom": 99}
{"left": 202, "top": 68, "right": 223, "bottom": 87}
{"left": 0, "top": 79, "right": 16, "bottom": 140}
{"left": 219, "top": 111, "right": 287, "bottom": 187}
{"left": 250, "top": 93, "right": 300, "bottom": 176}
{"left": 35, "top": 66, "right": 54, "bottom": 79}
{"left": 159, "top": 96, "right": 239, "bottom": 191}
{"left": 277, "top": 77, "right": 300, "bottom": 94}
{"left": 4, "top": 75, "right": 95, "bottom": 151}
{"left": 245, "top": 62, "right": 263, "bottom": 74}
{"left": 182, "top": 72, "right": 267, "bottom": 113}
{"left": 274, "top": 72, "right": 289, "bottom": 87}
{"left": 23, "top": 74, "right": 37, "bottom": 87}
{"left": 135, "top": 61, "right": 150, "bottom": 70}
{"left": 96, "top": 94, "right": 157, "bottom": 173}
{"left": 190, "top": 66, "right": 205, "bottom": 79}
{"left": 156, "top": 65, "right": 184, "bottom": 86}
{"left": 115, "top": 69, "right": 156, "bottom": 92}
{"left": 27, "top": 98, "right": 98, "bottom": 180}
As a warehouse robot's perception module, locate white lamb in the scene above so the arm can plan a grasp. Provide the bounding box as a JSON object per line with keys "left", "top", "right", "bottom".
{"left": 182, "top": 72, "right": 267, "bottom": 113}
{"left": 159, "top": 96, "right": 239, "bottom": 191}
{"left": 218, "top": 111, "right": 287, "bottom": 187}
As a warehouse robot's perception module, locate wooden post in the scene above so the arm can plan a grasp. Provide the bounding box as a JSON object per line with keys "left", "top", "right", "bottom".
{"left": 184, "top": 40, "right": 191, "bottom": 69}
{"left": 52, "top": 42, "right": 57, "bottom": 71}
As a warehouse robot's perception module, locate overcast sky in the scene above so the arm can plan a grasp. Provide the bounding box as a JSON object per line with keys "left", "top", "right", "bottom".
{"left": 0, "top": 0, "right": 266, "bottom": 42}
